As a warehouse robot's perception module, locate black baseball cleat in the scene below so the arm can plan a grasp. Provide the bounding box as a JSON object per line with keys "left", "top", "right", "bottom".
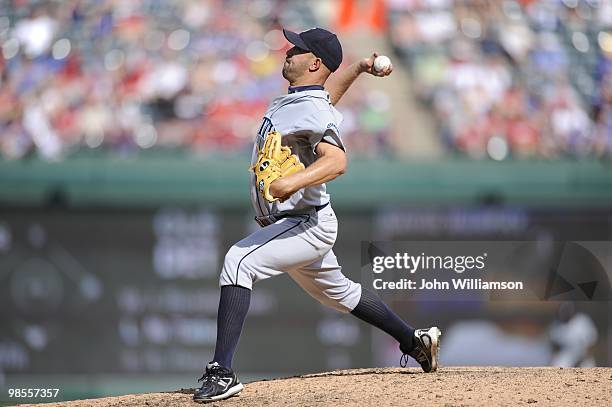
{"left": 400, "top": 327, "right": 442, "bottom": 373}
{"left": 193, "top": 362, "right": 244, "bottom": 403}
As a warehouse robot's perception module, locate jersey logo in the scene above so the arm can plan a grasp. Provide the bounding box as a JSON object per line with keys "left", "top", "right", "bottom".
{"left": 326, "top": 122, "right": 339, "bottom": 135}
{"left": 256, "top": 117, "right": 275, "bottom": 151}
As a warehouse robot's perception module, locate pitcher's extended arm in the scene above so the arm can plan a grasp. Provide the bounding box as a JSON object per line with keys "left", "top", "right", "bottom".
{"left": 325, "top": 52, "right": 393, "bottom": 106}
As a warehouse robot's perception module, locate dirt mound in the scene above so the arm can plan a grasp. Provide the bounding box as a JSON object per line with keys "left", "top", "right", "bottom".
{"left": 12, "top": 367, "right": 612, "bottom": 407}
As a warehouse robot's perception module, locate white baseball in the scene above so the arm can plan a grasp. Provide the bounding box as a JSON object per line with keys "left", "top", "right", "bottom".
{"left": 373, "top": 55, "right": 391, "bottom": 73}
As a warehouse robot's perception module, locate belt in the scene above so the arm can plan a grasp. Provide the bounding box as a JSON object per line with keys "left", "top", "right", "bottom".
{"left": 254, "top": 202, "right": 329, "bottom": 227}
{"left": 316, "top": 202, "right": 329, "bottom": 211}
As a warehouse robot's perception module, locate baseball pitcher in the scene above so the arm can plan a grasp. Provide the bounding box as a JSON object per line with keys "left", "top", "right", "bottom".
{"left": 194, "top": 27, "right": 441, "bottom": 403}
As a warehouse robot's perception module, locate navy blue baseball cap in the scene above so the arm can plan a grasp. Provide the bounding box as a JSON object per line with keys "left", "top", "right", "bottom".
{"left": 283, "top": 27, "right": 343, "bottom": 72}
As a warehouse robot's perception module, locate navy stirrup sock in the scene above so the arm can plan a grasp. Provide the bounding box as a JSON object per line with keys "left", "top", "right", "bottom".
{"left": 212, "top": 285, "right": 251, "bottom": 368}
{"left": 351, "top": 288, "right": 415, "bottom": 352}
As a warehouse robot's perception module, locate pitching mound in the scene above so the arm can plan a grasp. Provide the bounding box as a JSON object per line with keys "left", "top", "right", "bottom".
{"left": 12, "top": 367, "right": 612, "bottom": 406}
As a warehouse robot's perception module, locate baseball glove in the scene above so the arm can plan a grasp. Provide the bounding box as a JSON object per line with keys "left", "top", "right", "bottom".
{"left": 251, "top": 131, "right": 305, "bottom": 203}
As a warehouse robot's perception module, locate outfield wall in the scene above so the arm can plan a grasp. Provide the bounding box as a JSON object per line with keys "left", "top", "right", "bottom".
{"left": 1, "top": 156, "right": 611, "bottom": 208}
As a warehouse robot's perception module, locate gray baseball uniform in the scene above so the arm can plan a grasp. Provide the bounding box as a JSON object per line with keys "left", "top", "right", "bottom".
{"left": 219, "top": 87, "right": 362, "bottom": 312}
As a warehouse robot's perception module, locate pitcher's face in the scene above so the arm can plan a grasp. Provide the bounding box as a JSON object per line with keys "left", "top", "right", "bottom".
{"left": 282, "top": 46, "right": 314, "bottom": 82}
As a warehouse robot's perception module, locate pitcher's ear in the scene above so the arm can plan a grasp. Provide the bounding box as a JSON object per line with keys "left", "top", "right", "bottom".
{"left": 310, "top": 57, "right": 322, "bottom": 71}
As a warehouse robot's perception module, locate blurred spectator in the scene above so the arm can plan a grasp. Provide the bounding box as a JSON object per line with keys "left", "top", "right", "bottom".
{"left": 549, "top": 302, "right": 597, "bottom": 367}
{"left": 388, "top": 0, "right": 612, "bottom": 159}
{"left": 14, "top": 6, "right": 57, "bottom": 58}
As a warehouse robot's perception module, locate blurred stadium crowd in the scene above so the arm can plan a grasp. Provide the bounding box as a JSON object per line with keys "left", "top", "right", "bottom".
{"left": 388, "top": 0, "right": 612, "bottom": 159}
{"left": 0, "top": 0, "right": 610, "bottom": 160}
{"left": 0, "top": 0, "right": 306, "bottom": 159}
{"left": 0, "top": 0, "right": 390, "bottom": 160}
